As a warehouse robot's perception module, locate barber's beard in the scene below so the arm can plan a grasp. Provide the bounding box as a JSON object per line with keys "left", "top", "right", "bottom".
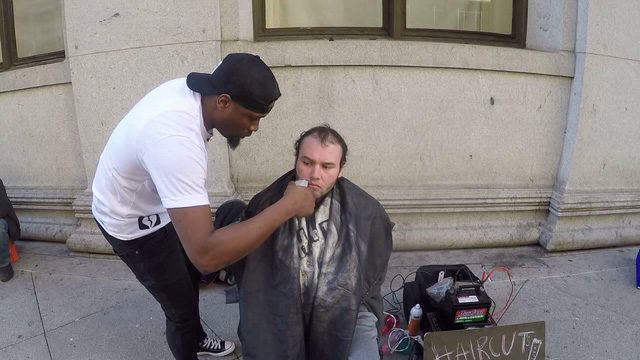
{"left": 227, "top": 136, "right": 241, "bottom": 150}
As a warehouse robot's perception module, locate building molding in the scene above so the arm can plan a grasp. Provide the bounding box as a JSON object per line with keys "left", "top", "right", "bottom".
{"left": 7, "top": 187, "right": 81, "bottom": 242}
{"left": 7, "top": 187, "right": 78, "bottom": 211}
{"left": 222, "top": 40, "right": 575, "bottom": 78}
{"left": 9, "top": 186, "right": 640, "bottom": 253}
{"left": 65, "top": 191, "right": 240, "bottom": 254}
{"left": 550, "top": 189, "right": 640, "bottom": 216}
{"left": 239, "top": 187, "right": 553, "bottom": 214}
{"left": 0, "top": 60, "right": 71, "bottom": 94}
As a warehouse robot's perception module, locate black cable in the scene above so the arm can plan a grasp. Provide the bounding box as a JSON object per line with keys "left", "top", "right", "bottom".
{"left": 464, "top": 266, "right": 475, "bottom": 282}
{"left": 454, "top": 267, "right": 463, "bottom": 281}
{"left": 381, "top": 270, "right": 434, "bottom": 315}
{"left": 453, "top": 265, "right": 476, "bottom": 283}
{"left": 489, "top": 297, "right": 496, "bottom": 323}
{"left": 382, "top": 273, "right": 407, "bottom": 313}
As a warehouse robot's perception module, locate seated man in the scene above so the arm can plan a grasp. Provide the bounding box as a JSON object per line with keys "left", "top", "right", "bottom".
{"left": 218, "top": 125, "right": 393, "bottom": 360}
{"left": 0, "top": 178, "right": 20, "bottom": 282}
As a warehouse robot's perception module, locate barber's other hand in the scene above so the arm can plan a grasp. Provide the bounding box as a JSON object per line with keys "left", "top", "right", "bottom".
{"left": 283, "top": 181, "right": 315, "bottom": 218}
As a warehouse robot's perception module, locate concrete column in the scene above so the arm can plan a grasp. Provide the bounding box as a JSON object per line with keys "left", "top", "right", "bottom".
{"left": 62, "top": 0, "right": 235, "bottom": 253}
{"left": 541, "top": 0, "right": 640, "bottom": 250}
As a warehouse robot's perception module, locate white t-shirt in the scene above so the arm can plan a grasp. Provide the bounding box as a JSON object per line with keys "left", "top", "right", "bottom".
{"left": 92, "top": 78, "right": 212, "bottom": 240}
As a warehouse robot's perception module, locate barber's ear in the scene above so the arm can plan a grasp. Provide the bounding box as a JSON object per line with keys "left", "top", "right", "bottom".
{"left": 216, "top": 94, "right": 232, "bottom": 111}
{"left": 338, "top": 167, "right": 344, "bottom": 178}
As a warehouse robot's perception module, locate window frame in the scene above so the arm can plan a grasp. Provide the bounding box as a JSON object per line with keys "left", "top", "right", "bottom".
{"left": 253, "top": 0, "right": 527, "bottom": 48}
{"left": 0, "top": 0, "right": 65, "bottom": 72}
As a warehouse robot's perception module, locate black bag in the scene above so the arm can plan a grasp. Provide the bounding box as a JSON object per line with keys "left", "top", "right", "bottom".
{"left": 200, "top": 199, "right": 247, "bottom": 287}
{"left": 402, "top": 264, "right": 480, "bottom": 330}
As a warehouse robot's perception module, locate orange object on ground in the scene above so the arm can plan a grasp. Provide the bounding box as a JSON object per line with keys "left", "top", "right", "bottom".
{"left": 9, "top": 241, "right": 18, "bottom": 262}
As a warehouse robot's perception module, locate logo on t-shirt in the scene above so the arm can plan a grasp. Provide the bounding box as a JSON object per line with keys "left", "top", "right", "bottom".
{"left": 138, "top": 214, "right": 161, "bottom": 230}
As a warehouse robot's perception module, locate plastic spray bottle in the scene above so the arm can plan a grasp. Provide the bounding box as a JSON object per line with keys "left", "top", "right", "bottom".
{"left": 407, "top": 304, "right": 423, "bottom": 336}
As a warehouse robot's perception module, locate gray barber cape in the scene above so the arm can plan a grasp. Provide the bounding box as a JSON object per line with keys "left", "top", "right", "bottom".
{"left": 231, "top": 170, "right": 393, "bottom": 360}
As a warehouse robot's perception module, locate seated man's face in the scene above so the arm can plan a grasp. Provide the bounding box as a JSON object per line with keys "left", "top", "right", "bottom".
{"left": 295, "top": 135, "right": 344, "bottom": 199}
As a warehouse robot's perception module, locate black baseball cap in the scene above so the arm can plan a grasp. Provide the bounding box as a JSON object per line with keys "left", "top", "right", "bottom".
{"left": 186, "top": 53, "right": 281, "bottom": 114}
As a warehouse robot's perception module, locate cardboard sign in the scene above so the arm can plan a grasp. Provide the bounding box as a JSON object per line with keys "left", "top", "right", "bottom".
{"left": 423, "top": 321, "right": 545, "bottom": 360}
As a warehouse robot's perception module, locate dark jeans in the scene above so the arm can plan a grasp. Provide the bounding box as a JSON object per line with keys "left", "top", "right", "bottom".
{"left": 96, "top": 221, "right": 206, "bottom": 360}
{"left": 0, "top": 219, "right": 10, "bottom": 267}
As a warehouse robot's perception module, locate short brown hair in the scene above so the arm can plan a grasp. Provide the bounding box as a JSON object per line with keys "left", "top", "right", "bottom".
{"left": 294, "top": 124, "right": 348, "bottom": 168}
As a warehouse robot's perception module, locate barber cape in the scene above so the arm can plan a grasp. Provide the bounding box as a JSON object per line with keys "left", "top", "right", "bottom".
{"left": 231, "top": 169, "right": 393, "bottom": 360}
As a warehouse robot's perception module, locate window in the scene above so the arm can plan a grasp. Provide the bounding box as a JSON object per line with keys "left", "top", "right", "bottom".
{"left": 0, "top": 0, "right": 65, "bottom": 71}
{"left": 253, "top": 0, "right": 527, "bottom": 47}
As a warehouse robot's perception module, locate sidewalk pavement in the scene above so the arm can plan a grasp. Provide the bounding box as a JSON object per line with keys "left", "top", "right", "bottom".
{"left": 1, "top": 240, "right": 638, "bottom": 360}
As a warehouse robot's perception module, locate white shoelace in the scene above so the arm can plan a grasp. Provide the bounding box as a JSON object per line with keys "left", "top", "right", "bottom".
{"left": 201, "top": 337, "right": 222, "bottom": 350}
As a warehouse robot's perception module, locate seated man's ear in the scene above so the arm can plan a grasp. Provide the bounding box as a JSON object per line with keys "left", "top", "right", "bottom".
{"left": 338, "top": 168, "right": 344, "bottom": 178}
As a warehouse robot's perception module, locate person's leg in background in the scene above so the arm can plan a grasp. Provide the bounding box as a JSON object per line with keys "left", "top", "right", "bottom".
{"left": 96, "top": 222, "right": 233, "bottom": 359}
{"left": 0, "top": 218, "right": 13, "bottom": 282}
{"left": 214, "top": 199, "right": 247, "bottom": 229}
{"left": 199, "top": 199, "right": 247, "bottom": 287}
{"left": 348, "top": 306, "right": 381, "bottom": 360}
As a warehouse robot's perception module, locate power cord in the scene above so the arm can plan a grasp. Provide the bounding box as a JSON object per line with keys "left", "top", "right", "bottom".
{"left": 384, "top": 328, "right": 424, "bottom": 354}
{"left": 381, "top": 270, "right": 434, "bottom": 314}
{"left": 380, "top": 270, "right": 433, "bottom": 354}
{"left": 481, "top": 266, "right": 515, "bottom": 323}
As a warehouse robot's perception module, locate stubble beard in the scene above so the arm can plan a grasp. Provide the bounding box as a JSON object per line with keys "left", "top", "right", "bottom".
{"left": 227, "top": 136, "right": 241, "bottom": 150}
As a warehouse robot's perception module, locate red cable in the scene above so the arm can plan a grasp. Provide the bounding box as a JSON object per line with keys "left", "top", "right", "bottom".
{"left": 482, "top": 266, "right": 514, "bottom": 320}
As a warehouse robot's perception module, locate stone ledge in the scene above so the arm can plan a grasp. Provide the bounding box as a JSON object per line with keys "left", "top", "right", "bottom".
{"left": 392, "top": 210, "right": 547, "bottom": 250}
{"left": 550, "top": 189, "right": 640, "bottom": 216}
{"left": 12, "top": 187, "right": 640, "bottom": 253}
{"left": 7, "top": 188, "right": 79, "bottom": 211}
{"left": 0, "top": 60, "right": 71, "bottom": 93}
{"left": 8, "top": 188, "right": 80, "bottom": 242}
{"left": 222, "top": 39, "right": 575, "bottom": 77}
{"left": 71, "top": 191, "right": 240, "bottom": 218}
{"left": 67, "top": 191, "right": 242, "bottom": 254}
{"left": 238, "top": 187, "right": 552, "bottom": 213}
{"left": 67, "top": 218, "right": 113, "bottom": 254}
{"left": 541, "top": 212, "right": 640, "bottom": 251}
{"left": 18, "top": 212, "right": 79, "bottom": 243}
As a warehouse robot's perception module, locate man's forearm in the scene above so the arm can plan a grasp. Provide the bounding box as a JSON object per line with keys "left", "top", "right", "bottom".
{"left": 201, "top": 199, "right": 295, "bottom": 272}
{"left": 169, "top": 182, "right": 314, "bottom": 273}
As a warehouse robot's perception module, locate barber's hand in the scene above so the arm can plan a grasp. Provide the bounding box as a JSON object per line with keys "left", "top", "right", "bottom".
{"left": 283, "top": 181, "right": 315, "bottom": 218}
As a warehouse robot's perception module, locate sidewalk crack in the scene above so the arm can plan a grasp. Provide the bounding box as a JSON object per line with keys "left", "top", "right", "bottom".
{"left": 45, "top": 302, "right": 124, "bottom": 333}
{"left": 16, "top": 268, "right": 138, "bottom": 283}
{"left": 0, "top": 332, "right": 44, "bottom": 351}
{"left": 199, "top": 318, "right": 220, "bottom": 339}
{"left": 32, "top": 272, "right": 53, "bottom": 360}
{"left": 496, "top": 279, "right": 528, "bottom": 325}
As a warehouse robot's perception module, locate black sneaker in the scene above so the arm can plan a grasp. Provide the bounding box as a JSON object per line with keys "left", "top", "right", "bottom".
{"left": 0, "top": 263, "right": 14, "bottom": 282}
{"left": 197, "top": 337, "right": 235, "bottom": 357}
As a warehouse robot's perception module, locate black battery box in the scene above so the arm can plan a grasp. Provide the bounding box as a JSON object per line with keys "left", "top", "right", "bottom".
{"left": 440, "top": 281, "right": 492, "bottom": 326}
